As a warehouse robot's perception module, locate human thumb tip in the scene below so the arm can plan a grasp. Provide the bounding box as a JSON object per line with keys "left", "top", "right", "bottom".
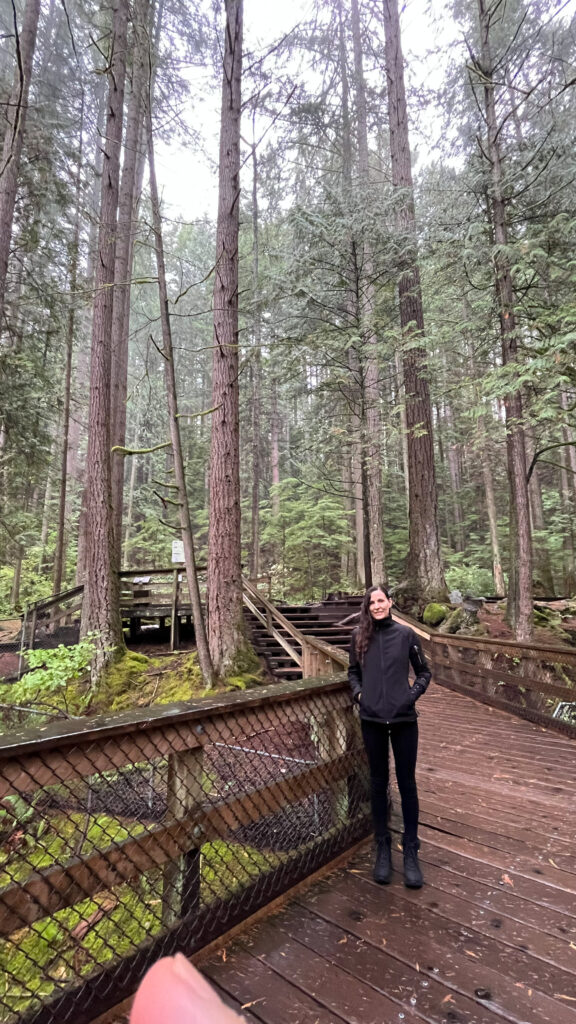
{"left": 130, "top": 955, "right": 209, "bottom": 1024}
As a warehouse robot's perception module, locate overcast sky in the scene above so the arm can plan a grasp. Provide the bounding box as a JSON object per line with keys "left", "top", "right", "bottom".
{"left": 154, "top": 0, "right": 455, "bottom": 222}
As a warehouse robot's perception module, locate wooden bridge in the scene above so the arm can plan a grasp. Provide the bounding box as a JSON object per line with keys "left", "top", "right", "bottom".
{"left": 0, "top": 585, "right": 575, "bottom": 1024}
{"left": 200, "top": 687, "right": 576, "bottom": 1024}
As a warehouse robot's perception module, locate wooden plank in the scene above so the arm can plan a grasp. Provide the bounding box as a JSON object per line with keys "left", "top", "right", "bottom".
{"left": 350, "top": 847, "right": 576, "bottom": 974}
{"left": 0, "top": 751, "right": 356, "bottom": 934}
{"left": 202, "top": 942, "right": 347, "bottom": 1023}
{"left": 0, "top": 820, "right": 191, "bottom": 934}
{"left": 432, "top": 633, "right": 576, "bottom": 659}
{"left": 417, "top": 809, "right": 576, "bottom": 876}
{"left": 393, "top": 848, "right": 576, "bottom": 943}
{"left": 268, "top": 902, "right": 508, "bottom": 1024}
{"left": 0, "top": 676, "right": 348, "bottom": 761}
{"left": 439, "top": 654, "right": 576, "bottom": 700}
{"left": 241, "top": 917, "right": 409, "bottom": 1023}
{"left": 294, "top": 873, "right": 576, "bottom": 1024}
{"left": 332, "top": 869, "right": 576, "bottom": 1002}
{"left": 0, "top": 722, "right": 204, "bottom": 799}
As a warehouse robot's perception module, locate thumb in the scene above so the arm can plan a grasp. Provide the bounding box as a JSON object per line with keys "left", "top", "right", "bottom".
{"left": 130, "top": 953, "right": 243, "bottom": 1024}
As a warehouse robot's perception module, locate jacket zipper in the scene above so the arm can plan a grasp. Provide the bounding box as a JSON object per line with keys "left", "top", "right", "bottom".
{"left": 379, "top": 629, "right": 390, "bottom": 723}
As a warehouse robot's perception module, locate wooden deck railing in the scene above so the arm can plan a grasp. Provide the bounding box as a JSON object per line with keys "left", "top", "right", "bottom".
{"left": 0, "top": 677, "right": 368, "bottom": 1024}
{"left": 422, "top": 631, "right": 576, "bottom": 736}
{"left": 241, "top": 576, "right": 349, "bottom": 677}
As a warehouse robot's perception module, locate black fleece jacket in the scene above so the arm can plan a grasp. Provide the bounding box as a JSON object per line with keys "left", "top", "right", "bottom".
{"left": 348, "top": 616, "right": 432, "bottom": 724}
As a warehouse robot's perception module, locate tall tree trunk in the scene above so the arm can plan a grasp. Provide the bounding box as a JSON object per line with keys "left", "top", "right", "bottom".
{"left": 207, "top": 0, "right": 245, "bottom": 675}
{"left": 560, "top": 391, "right": 576, "bottom": 503}
{"left": 146, "top": 103, "right": 215, "bottom": 686}
{"left": 525, "top": 430, "right": 555, "bottom": 597}
{"left": 338, "top": 0, "right": 364, "bottom": 587}
{"left": 474, "top": 0, "right": 532, "bottom": 640}
{"left": 10, "top": 546, "right": 23, "bottom": 608}
{"left": 351, "top": 0, "right": 386, "bottom": 583}
{"left": 477, "top": 426, "right": 506, "bottom": 596}
{"left": 248, "top": 123, "right": 261, "bottom": 579}
{"left": 52, "top": 292, "right": 75, "bottom": 594}
{"left": 559, "top": 457, "right": 576, "bottom": 595}
{"left": 382, "top": 0, "right": 446, "bottom": 606}
{"left": 123, "top": 447, "right": 138, "bottom": 566}
{"left": 53, "top": 105, "right": 84, "bottom": 596}
{"left": 395, "top": 349, "right": 410, "bottom": 507}
{"left": 444, "top": 400, "right": 464, "bottom": 552}
{"left": 38, "top": 444, "right": 56, "bottom": 572}
{"left": 270, "top": 382, "right": 280, "bottom": 516}
{"left": 111, "top": 0, "right": 150, "bottom": 560}
{"left": 75, "top": 79, "right": 107, "bottom": 584}
{"left": 0, "top": 0, "right": 41, "bottom": 331}
{"left": 80, "top": 0, "right": 129, "bottom": 669}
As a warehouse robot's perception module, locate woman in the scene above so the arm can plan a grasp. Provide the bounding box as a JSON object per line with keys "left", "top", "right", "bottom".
{"left": 348, "top": 585, "right": 431, "bottom": 887}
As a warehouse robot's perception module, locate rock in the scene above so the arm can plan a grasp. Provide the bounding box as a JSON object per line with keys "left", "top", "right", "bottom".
{"left": 449, "top": 589, "right": 463, "bottom": 605}
{"left": 438, "top": 608, "right": 465, "bottom": 634}
{"left": 422, "top": 603, "right": 450, "bottom": 627}
{"left": 438, "top": 603, "right": 488, "bottom": 638}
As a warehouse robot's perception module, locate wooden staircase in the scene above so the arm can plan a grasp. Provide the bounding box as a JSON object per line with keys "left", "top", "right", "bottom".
{"left": 244, "top": 593, "right": 362, "bottom": 682}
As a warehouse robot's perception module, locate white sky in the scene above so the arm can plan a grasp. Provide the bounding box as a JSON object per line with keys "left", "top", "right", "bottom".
{"left": 154, "top": 0, "right": 456, "bottom": 223}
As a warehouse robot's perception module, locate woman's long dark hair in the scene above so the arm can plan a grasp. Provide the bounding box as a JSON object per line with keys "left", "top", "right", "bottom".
{"left": 355, "top": 585, "right": 391, "bottom": 663}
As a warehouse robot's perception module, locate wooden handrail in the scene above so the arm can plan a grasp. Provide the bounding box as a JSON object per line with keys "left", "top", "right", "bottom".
{"left": 241, "top": 577, "right": 349, "bottom": 669}
{"left": 242, "top": 591, "right": 303, "bottom": 666}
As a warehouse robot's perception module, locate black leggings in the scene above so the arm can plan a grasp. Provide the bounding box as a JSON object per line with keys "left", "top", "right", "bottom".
{"left": 361, "top": 719, "right": 419, "bottom": 841}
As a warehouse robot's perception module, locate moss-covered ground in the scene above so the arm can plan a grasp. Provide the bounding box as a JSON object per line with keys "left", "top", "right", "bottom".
{"left": 0, "top": 819, "right": 280, "bottom": 1021}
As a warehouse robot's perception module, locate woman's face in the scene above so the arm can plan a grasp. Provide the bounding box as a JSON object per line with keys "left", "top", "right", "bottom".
{"left": 369, "top": 589, "right": 393, "bottom": 620}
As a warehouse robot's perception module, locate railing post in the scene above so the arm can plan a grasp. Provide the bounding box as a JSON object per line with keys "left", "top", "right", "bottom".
{"left": 311, "top": 701, "right": 349, "bottom": 828}
{"left": 302, "top": 643, "right": 320, "bottom": 678}
{"left": 170, "top": 568, "right": 179, "bottom": 651}
{"left": 28, "top": 606, "right": 37, "bottom": 651}
{"left": 162, "top": 743, "right": 204, "bottom": 927}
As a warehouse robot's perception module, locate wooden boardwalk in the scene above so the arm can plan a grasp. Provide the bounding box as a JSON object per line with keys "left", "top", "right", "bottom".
{"left": 198, "top": 687, "right": 576, "bottom": 1024}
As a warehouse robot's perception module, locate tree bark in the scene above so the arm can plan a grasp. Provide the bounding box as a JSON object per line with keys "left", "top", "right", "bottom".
{"left": 351, "top": 0, "right": 386, "bottom": 584}
{"left": 146, "top": 102, "right": 215, "bottom": 686}
{"left": 248, "top": 125, "right": 261, "bottom": 579}
{"left": 207, "top": 0, "right": 245, "bottom": 675}
{"left": 111, "top": 0, "right": 150, "bottom": 560}
{"left": 477, "top": 427, "right": 506, "bottom": 596}
{"left": 525, "top": 429, "right": 555, "bottom": 597}
{"left": 560, "top": 391, "right": 576, "bottom": 503}
{"left": 0, "top": 0, "right": 41, "bottom": 332}
{"left": 270, "top": 382, "right": 280, "bottom": 515}
{"left": 474, "top": 0, "right": 532, "bottom": 640}
{"left": 382, "top": 0, "right": 446, "bottom": 606}
{"left": 53, "top": 107, "right": 84, "bottom": 596}
{"left": 559, "top": 454, "right": 576, "bottom": 595}
{"left": 80, "top": 0, "right": 129, "bottom": 669}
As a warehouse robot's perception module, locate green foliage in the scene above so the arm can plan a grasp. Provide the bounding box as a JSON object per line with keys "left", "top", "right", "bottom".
{"left": 0, "top": 549, "right": 54, "bottom": 616}
{"left": 0, "top": 819, "right": 280, "bottom": 1017}
{"left": 444, "top": 560, "right": 496, "bottom": 598}
{"left": 7, "top": 636, "right": 98, "bottom": 713}
{"left": 261, "top": 477, "right": 350, "bottom": 602}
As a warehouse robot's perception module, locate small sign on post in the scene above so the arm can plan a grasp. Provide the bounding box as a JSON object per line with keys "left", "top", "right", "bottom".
{"left": 171, "top": 540, "right": 185, "bottom": 563}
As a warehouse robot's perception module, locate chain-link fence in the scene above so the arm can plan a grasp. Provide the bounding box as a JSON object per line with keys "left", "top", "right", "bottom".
{"left": 425, "top": 633, "right": 576, "bottom": 736}
{"left": 0, "top": 677, "right": 369, "bottom": 1024}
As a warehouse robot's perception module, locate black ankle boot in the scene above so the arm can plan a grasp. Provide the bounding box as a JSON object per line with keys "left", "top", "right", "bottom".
{"left": 373, "top": 834, "right": 392, "bottom": 884}
{"left": 403, "top": 837, "right": 423, "bottom": 888}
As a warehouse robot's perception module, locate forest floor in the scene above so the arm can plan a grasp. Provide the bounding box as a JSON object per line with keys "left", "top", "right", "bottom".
{"left": 478, "top": 598, "right": 576, "bottom": 645}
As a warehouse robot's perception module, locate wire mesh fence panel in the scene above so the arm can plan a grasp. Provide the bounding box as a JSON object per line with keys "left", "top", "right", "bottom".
{"left": 0, "top": 679, "right": 370, "bottom": 1024}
